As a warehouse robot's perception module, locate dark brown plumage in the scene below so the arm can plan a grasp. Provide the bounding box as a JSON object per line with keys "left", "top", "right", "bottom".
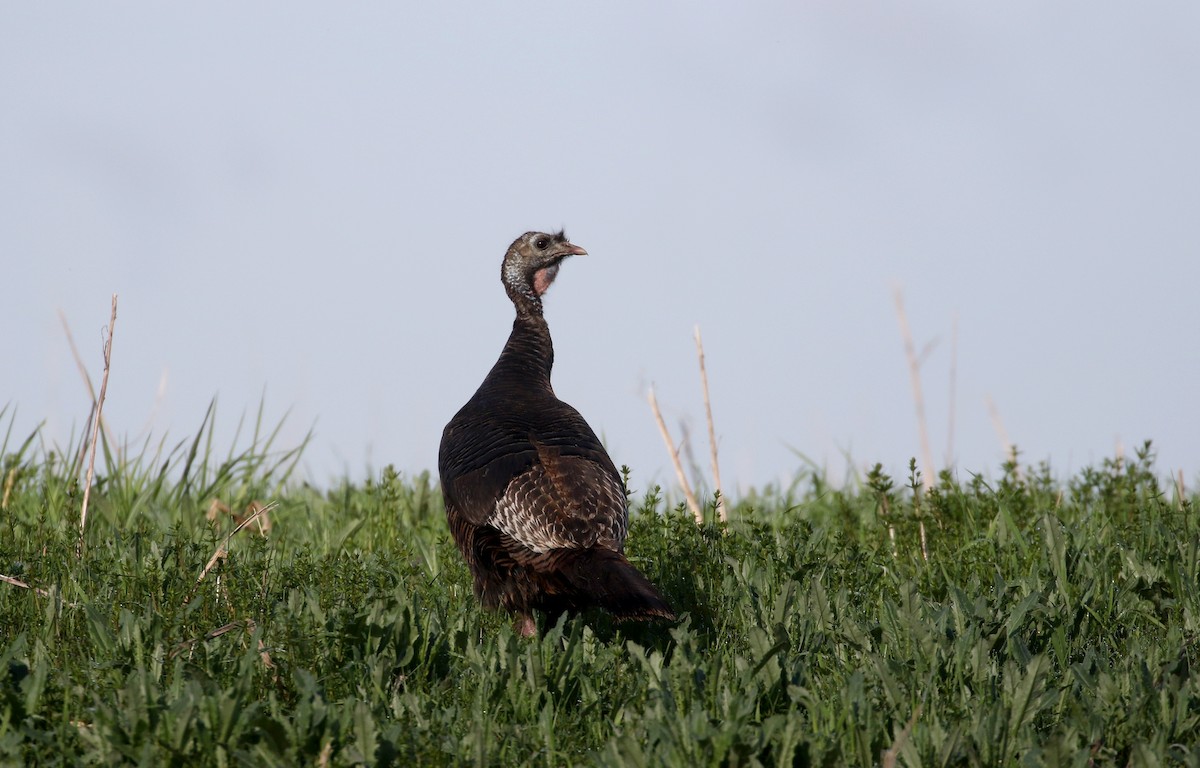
{"left": 438, "top": 230, "right": 675, "bottom": 637}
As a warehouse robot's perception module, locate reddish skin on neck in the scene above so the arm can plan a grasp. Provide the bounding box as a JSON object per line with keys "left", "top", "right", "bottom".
{"left": 532, "top": 264, "right": 559, "bottom": 297}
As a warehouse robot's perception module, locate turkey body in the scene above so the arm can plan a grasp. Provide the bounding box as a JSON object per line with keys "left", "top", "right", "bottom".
{"left": 438, "top": 231, "right": 675, "bottom": 637}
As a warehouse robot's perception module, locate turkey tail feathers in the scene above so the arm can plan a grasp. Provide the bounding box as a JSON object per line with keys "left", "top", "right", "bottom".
{"left": 557, "top": 548, "right": 676, "bottom": 622}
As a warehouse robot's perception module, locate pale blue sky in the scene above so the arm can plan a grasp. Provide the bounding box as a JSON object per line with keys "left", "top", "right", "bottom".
{"left": 3, "top": 4, "right": 1198, "bottom": 494}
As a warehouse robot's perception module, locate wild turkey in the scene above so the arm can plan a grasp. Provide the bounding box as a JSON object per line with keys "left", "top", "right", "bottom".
{"left": 438, "top": 230, "right": 675, "bottom": 637}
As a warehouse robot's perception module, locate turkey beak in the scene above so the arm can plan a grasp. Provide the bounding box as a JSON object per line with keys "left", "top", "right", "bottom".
{"left": 565, "top": 243, "right": 588, "bottom": 257}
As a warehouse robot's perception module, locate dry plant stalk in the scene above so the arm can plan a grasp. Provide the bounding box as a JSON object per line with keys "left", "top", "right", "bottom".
{"left": 189, "top": 501, "right": 277, "bottom": 600}
{"left": 170, "top": 620, "right": 247, "bottom": 657}
{"left": 694, "top": 326, "right": 726, "bottom": 523}
{"left": 207, "top": 498, "right": 273, "bottom": 536}
{"left": 647, "top": 387, "right": 702, "bottom": 524}
{"left": 170, "top": 619, "right": 276, "bottom": 670}
{"left": 79, "top": 294, "right": 118, "bottom": 545}
{"left": 892, "top": 288, "right": 934, "bottom": 490}
{"left": 61, "top": 309, "right": 97, "bottom": 477}
{"left": 879, "top": 494, "right": 898, "bottom": 559}
{"left": 0, "top": 573, "right": 48, "bottom": 596}
{"left": 59, "top": 309, "right": 97, "bottom": 403}
{"left": 317, "top": 740, "right": 334, "bottom": 768}
{"left": 60, "top": 309, "right": 116, "bottom": 476}
{"left": 1, "top": 468, "right": 15, "bottom": 510}
{"left": 0, "top": 573, "right": 82, "bottom": 608}
{"left": 881, "top": 704, "right": 923, "bottom": 768}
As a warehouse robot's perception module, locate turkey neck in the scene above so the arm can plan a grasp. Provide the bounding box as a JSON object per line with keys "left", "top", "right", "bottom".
{"left": 484, "top": 310, "right": 555, "bottom": 392}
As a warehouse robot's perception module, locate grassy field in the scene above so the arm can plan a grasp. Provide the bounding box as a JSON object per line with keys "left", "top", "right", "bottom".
{"left": 1, "top": 409, "right": 1198, "bottom": 766}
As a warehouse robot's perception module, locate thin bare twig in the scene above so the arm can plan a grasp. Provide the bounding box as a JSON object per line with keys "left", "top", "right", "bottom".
{"left": 317, "top": 740, "right": 334, "bottom": 768}
{"left": 79, "top": 294, "right": 118, "bottom": 546}
{"left": 58, "top": 309, "right": 97, "bottom": 406}
{"left": 170, "top": 620, "right": 248, "bottom": 657}
{"left": 893, "top": 288, "right": 934, "bottom": 490}
{"left": 2, "top": 468, "right": 15, "bottom": 511}
{"left": 648, "top": 387, "right": 702, "bottom": 524}
{"left": 60, "top": 309, "right": 117, "bottom": 470}
{"left": 881, "top": 704, "right": 923, "bottom": 768}
{"left": 60, "top": 309, "right": 108, "bottom": 477}
{"left": 0, "top": 573, "right": 48, "bottom": 597}
{"left": 169, "top": 618, "right": 276, "bottom": 669}
{"left": 694, "top": 326, "right": 725, "bottom": 522}
{"left": 874, "top": 483, "right": 898, "bottom": 558}
{"left": 192, "top": 501, "right": 277, "bottom": 592}
{"left": 1, "top": 573, "right": 82, "bottom": 608}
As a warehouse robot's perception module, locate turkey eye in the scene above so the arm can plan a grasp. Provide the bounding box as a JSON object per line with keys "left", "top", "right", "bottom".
{"left": 535, "top": 237, "right": 549, "bottom": 249}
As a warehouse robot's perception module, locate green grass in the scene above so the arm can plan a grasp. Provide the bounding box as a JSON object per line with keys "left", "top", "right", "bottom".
{"left": 1, "top": 406, "right": 1198, "bottom": 766}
